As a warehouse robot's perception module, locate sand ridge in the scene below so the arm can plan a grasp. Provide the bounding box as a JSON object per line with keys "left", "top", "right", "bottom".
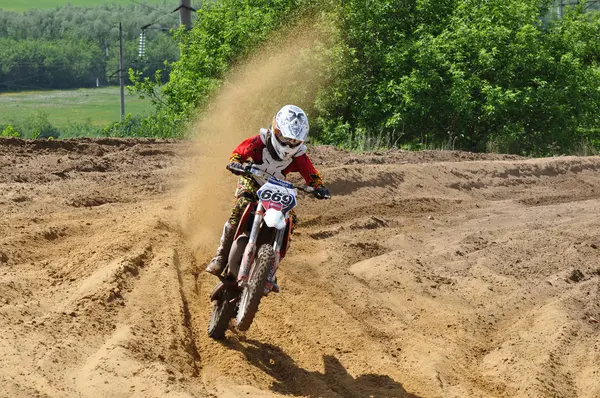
{"left": 1, "top": 137, "right": 599, "bottom": 397}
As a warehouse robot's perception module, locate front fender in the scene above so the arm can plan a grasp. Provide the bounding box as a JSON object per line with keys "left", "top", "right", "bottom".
{"left": 263, "top": 208, "right": 286, "bottom": 230}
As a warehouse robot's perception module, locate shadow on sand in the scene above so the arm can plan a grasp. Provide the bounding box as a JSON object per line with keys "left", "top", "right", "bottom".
{"left": 222, "top": 338, "right": 421, "bottom": 398}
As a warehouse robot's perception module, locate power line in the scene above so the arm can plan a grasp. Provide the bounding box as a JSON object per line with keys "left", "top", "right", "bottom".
{"left": 140, "top": 8, "right": 179, "bottom": 30}
{"left": 584, "top": 0, "right": 600, "bottom": 10}
{"left": 129, "top": 0, "right": 164, "bottom": 12}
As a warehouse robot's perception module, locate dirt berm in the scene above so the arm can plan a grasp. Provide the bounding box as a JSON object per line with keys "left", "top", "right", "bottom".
{"left": 1, "top": 137, "right": 599, "bottom": 398}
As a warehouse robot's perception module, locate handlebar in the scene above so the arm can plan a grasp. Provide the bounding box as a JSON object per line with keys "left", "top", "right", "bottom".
{"left": 226, "top": 163, "right": 319, "bottom": 195}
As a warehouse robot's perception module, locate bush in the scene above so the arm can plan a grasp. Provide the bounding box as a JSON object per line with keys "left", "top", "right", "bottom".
{"left": 26, "top": 112, "right": 60, "bottom": 139}
{"left": 128, "top": 0, "right": 315, "bottom": 138}
{"left": 0, "top": 4, "right": 180, "bottom": 92}
{"left": 102, "top": 114, "right": 145, "bottom": 138}
{"left": 5, "top": 112, "right": 61, "bottom": 139}
{"left": 102, "top": 113, "right": 183, "bottom": 138}
{"left": 1, "top": 125, "right": 21, "bottom": 138}
{"left": 127, "top": 0, "right": 600, "bottom": 154}
{"left": 314, "top": 1, "right": 600, "bottom": 155}
{"left": 60, "top": 120, "right": 103, "bottom": 138}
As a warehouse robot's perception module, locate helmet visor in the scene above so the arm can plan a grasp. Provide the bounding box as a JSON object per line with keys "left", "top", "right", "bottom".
{"left": 274, "top": 128, "right": 303, "bottom": 147}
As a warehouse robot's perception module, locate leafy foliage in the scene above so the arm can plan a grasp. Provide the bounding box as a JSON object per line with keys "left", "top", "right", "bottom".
{"left": 0, "top": 117, "right": 106, "bottom": 139}
{"left": 0, "top": 1, "right": 166, "bottom": 12}
{"left": 102, "top": 113, "right": 181, "bottom": 138}
{"left": 1, "top": 125, "right": 21, "bottom": 138}
{"left": 1, "top": 112, "right": 60, "bottom": 139}
{"left": 313, "top": 0, "right": 600, "bottom": 155}
{"left": 0, "top": 3, "right": 179, "bottom": 92}
{"left": 3, "top": 0, "right": 599, "bottom": 154}
{"left": 133, "top": 0, "right": 600, "bottom": 153}
{"left": 0, "top": 38, "right": 105, "bottom": 90}
{"left": 60, "top": 120, "right": 103, "bottom": 138}
{"left": 129, "top": 0, "right": 315, "bottom": 137}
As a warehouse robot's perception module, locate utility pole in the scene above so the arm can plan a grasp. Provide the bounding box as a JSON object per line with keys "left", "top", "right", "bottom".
{"left": 119, "top": 22, "right": 125, "bottom": 122}
{"left": 558, "top": 0, "right": 563, "bottom": 18}
{"left": 178, "top": 0, "right": 193, "bottom": 30}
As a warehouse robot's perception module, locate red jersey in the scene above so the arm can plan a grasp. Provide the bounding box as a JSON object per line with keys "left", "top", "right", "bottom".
{"left": 230, "top": 133, "right": 324, "bottom": 188}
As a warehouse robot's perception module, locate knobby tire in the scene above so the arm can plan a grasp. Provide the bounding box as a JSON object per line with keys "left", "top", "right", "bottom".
{"left": 235, "top": 244, "right": 274, "bottom": 331}
{"left": 207, "top": 289, "right": 235, "bottom": 339}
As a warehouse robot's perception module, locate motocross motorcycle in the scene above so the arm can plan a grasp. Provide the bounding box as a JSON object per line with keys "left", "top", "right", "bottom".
{"left": 207, "top": 163, "right": 330, "bottom": 339}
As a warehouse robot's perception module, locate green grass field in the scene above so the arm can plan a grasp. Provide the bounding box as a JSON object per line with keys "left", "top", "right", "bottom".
{"left": 0, "top": 1, "right": 168, "bottom": 12}
{"left": 0, "top": 87, "right": 154, "bottom": 128}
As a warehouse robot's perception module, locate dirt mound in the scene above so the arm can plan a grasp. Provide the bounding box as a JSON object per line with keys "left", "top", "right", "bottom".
{"left": 309, "top": 145, "right": 523, "bottom": 167}
{"left": 1, "top": 136, "right": 600, "bottom": 397}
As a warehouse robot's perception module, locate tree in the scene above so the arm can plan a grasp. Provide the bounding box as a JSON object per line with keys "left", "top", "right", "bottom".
{"left": 312, "top": 0, "right": 600, "bottom": 154}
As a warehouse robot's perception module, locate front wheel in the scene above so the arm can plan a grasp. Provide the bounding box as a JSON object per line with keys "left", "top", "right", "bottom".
{"left": 235, "top": 244, "right": 274, "bottom": 331}
{"left": 208, "top": 288, "right": 236, "bottom": 339}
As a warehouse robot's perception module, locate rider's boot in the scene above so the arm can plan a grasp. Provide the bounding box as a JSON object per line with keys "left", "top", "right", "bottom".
{"left": 205, "top": 221, "right": 236, "bottom": 276}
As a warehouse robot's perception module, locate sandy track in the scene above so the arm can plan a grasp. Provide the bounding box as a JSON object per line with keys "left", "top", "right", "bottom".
{"left": 1, "top": 138, "right": 599, "bottom": 398}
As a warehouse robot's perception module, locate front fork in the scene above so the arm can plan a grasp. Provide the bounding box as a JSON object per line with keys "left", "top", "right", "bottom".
{"left": 237, "top": 203, "right": 285, "bottom": 293}
{"left": 237, "top": 203, "right": 265, "bottom": 285}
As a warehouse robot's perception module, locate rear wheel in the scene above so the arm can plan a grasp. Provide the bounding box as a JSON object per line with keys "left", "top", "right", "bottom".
{"left": 235, "top": 244, "right": 274, "bottom": 331}
{"left": 208, "top": 289, "right": 236, "bottom": 339}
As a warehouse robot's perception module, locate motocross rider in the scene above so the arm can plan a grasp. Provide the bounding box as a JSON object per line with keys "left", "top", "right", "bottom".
{"left": 205, "top": 105, "right": 330, "bottom": 276}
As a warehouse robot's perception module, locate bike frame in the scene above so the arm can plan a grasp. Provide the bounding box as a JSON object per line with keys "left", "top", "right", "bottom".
{"left": 237, "top": 202, "right": 264, "bottom": 284}
{"left": 236, "top": 202, "right": 288, "bottom": 288}
{"left": 228, "top": 164, "right": 310, "bottom": 288}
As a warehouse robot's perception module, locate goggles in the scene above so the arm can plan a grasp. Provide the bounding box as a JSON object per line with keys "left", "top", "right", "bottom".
{"left": 274, "top": 128, "right": 303, "bottom": 147}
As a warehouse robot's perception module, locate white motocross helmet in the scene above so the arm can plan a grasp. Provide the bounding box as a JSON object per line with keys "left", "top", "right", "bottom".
{"left": 270, "top": 105, "right": 309, "bottom": 160}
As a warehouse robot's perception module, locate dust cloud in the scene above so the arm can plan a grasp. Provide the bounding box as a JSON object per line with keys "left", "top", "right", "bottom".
{"left": 177, "top": 21, "right": 330, "bottom": 264}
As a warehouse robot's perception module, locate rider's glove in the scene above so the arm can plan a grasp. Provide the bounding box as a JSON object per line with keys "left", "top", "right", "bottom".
{"left": 314, "top": 186, "right": 331, "bottom": 200}
{"left": 227, "top": 161, "right": 244, "bottom": 175}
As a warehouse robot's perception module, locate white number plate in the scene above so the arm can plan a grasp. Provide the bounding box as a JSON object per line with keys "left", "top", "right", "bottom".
{"left": 257, "top": 182, "right": 297, "bottom": 214}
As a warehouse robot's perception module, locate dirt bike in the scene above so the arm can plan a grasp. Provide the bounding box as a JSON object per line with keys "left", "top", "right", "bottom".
{"left": 207, "top": 163, "right": 330, "bottom": 339}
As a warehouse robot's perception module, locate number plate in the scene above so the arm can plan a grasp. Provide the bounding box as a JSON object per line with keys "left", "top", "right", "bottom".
{"left": 257, "top": 182, "right": 297, "bottom": 214}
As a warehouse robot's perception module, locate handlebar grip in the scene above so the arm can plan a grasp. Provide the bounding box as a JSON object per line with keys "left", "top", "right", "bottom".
{"left": 226, "top": 162, "right": 251, "bottom": 175}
